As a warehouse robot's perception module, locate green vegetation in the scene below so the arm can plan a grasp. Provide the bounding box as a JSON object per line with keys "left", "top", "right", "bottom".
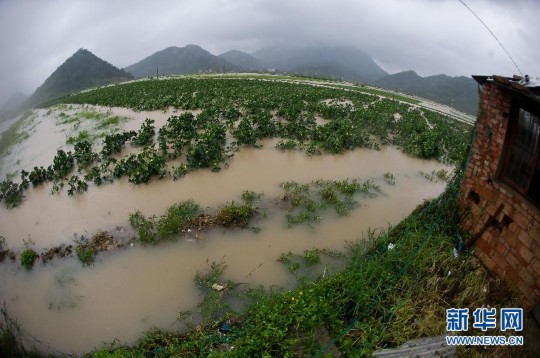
{"left": 348, "top": 85, "right": 421, "bottom": 104}
{"left": 88, "top": 171, "right": 520, "bottom": 357}
{"left": 419, "top": 169, "right": 451, "bottom": 182}
{"left": 75, "top": 239, "right": 98, "bottom": 267}
{"left": 240, "top": 190, "right": 263, "bottom": 205}
{"left": 0, "top": 236, "right": 15, "bottom": 263}
{"left": 129, "top": 200, "right": 202, "bottom": 244}
{"left": 384, "top": 171, "right": 396, "bottom": 185}
{"left": 0, "top": 179, "right": 24, "bottom": 208}
{"left": 131, "top": 118, "right": 155, "bottom": 147}
{"left": 0, "top": 111, "right": 34, "bottom": 158}
{"left": 66, "top": 130, "right": 91, "bottom": 145}
{"left": 0, "top": 306, "right": 42, "bottom": 358}
{"left": 3, "top": 77, "right": 471, "bottom": 209}
{"left": 48, "top": 78, "right": 470, "bottom": 163}
{"left": 74, "top": 231, "right": 115, "bottom": 266}
{"left": 128, "top": 197, "right": 263, "bottom": 244}
{"left": 67, "top": 175, "right": 88, "bottom": 196}
{"left": 215, "top": 201, "right": 258, "bottom": 228}
{"left": 279, "top": 179, "right": 381, "bottom": 226}
{"left": 20, "top": 249, "right": 37, "bottom": 270}
{"left": 56, "top": 107, "right": 129, "bottom": 144}
{"left": 194, "top": 260, "right": 238, "bottom": 324}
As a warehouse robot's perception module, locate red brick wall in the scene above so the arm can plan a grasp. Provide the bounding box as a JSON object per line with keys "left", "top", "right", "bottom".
{"left": 460, "top": 81, "right": 540, "bottom": 311}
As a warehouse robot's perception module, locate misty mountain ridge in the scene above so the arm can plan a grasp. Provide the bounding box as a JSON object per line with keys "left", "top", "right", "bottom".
{"left": 124, "top": 44, "right": 238, "bottom": 78}
{"left": 218, "top": 50, "right": 265, "bottom": 70}
{"left": 27, "top": 48, "right": 133, "bottom": 107}
{"left": 22, "top": 44, "right": 478, "bottom": 117}
{"left": 0, "top": 92, "right": 29, "bottom": 122}
{"left": 374, "top": 70, "right": 478, "bottom": 115}
{"left": 251, "top": 45, "right": 388, "bottom": 83}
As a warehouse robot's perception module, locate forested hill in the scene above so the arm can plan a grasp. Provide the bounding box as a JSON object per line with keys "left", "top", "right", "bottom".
{"left": 27, "top": 49, "right": 133, "bottom": 107}
{"left": 374, "top": 70, "right": 479, "bottom": 115}
{"left": 124, "top": 45, "right": 238, "bottom": 78}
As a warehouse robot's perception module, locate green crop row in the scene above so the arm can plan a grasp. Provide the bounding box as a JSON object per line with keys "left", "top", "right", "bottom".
{"left": 1, "top": 77, "right": 472, "bottom": 209}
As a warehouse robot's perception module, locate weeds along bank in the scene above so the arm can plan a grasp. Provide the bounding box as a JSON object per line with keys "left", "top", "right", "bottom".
{"left": 73, "top": 170, "right": 519, "bottom": 356}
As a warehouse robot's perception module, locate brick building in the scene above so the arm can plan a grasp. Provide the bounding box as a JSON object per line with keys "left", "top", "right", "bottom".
{"left": 460, "top": 75, "right": 540, "bottom": 313}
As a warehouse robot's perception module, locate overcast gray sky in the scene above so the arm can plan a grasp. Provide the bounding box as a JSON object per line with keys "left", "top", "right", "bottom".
{"left": 0, "top": 0, "right": 538, "bottom": 106}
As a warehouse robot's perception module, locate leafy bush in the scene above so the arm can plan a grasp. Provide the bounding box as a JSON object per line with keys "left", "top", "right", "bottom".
{"left": 303, "top": 249, "right": 321, "bottom": 265}
{"left": 20, "top": 249, "right": 37, "bottom": 270}
{"left": 73, "top": 140, "right": 97, "bottom": 168}
{"left": 215, "top": 201, "right": 257, "bottom": 228}
{"left": 50, "top": 149, "right": 75, "bottom": 179}
{"left": 128, "top": 210, "right": 157, "bottom": 243}
{"left": 75, "top": 241, "right": 97, "bottom": 266}
{"left": 129, "top": 200, "right": 201, "bottom": 243}
{"left": 156, "top": 201, "right": 201, "bottom": 239}
{"left": 28, "top": 166, "right": 50, "bottom": 187}
{"left": 84, "top": 166, "right": 103, "bottom": 185}
{"left": 240, "top": 190, "right": 263, "bottom": 205}
{"left": 171, "top": 164, "right": 189, "bottom": 180}
{"left": 67, "top": 175, "right": 88, "bottom": 196}
{"left": 0, "top": 180, "right": 24, "bottom": 208}
{"left": 187, "top": 124, "right": 226, "bottom": 169}
{"left": 132, "top": 118, "right": 155, "bottom": 147}
{"left": 100, "top": 130, "right": 137, "bottom": 158}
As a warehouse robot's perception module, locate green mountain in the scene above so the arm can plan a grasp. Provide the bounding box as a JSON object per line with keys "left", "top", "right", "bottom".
{"left": 125, "top": 45, "right": 238, "bottom": 78}
{"left": 251, "top": 45, "right": 388, "bottom": 82}
{"left": 374, "top": 70, "right": 479, "bottom": 115}
{"left": 27, "top": 49, "right": 133, "bottom": 106}
{"left": 218, "top": 50, "right": 265, "bottom": 70}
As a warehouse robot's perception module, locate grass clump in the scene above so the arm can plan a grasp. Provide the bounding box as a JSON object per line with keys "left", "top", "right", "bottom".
{"left": 75, "top": 240, "right": 97, "bottom": 267}
{"left": 67, "top": 175, "right": 88, "bottom": 196}
{"left": 280, "top": 179, "right": 381, "bottom": 227}
{"left": 128, "top": 211, "right": 157, "bottom": 243}
{"left": 20, "top": 249, "right": 37, "bottom": 270}
{"left": 0, "top": 111, "right": 33, "bottom": 157}
{"left": 215, "top": 201, "right": 258, "bottom": 228}
{"left": 132, "top": 118, "right": 155, "bottom": 147}
{"left": 384, "top": 171, "right": 396, "bottom": 185}
{"left": 240, "top": 190, "right": 263, "bottom": 205}
{"left": 74, "top": 231, "right": 115, "bottom": 267}
{"left": 0, "top": 306, "right": 42, "bottom": 358}
{"left": 194, "top": 260, "right": 238, "bottom": 324}
{"left": 66, "top": 130, "right": 91, "bottom": 145}
{"left": 129, "top": 200, "right": 201, "bottom": 244}
{"left": 157, "top": 201, "right": 201, "bottom": 238}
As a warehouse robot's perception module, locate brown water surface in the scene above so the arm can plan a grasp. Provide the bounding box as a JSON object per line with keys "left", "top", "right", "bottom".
{"left": 0, "top": 106, "right": 450, "bottom": 354}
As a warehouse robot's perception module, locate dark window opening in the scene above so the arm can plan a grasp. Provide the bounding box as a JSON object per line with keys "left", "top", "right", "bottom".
{"left": 467, "top": 190, "right": 481, "bottom": 204}
{"left": 499, "top": 105, "right": 540, "bottom": 207}
{"left": 501, "top": 214, "right": 513, "bottom": 227}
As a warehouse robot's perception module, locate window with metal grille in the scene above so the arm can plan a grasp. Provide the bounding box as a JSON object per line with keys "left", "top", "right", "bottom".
{"left": 499, "top": 105, "right": 540, "bottom": 207}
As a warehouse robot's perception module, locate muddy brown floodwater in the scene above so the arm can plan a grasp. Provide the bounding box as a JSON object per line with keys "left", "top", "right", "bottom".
{"left": 0, "top": 106, "right": 450, "bottom": 355}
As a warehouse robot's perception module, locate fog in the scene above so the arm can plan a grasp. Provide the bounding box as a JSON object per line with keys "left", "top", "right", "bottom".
{"left": 0, "top": 0, "right": 538, "bottom": 106}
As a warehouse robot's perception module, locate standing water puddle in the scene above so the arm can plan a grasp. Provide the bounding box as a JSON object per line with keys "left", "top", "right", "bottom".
{"left": 0, "top": 106, "right": 449, "bottom": 354}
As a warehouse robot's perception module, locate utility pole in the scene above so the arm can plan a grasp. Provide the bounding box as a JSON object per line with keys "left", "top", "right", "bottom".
{"left": 156, "top": 67, "right": 159, "bottom": 79}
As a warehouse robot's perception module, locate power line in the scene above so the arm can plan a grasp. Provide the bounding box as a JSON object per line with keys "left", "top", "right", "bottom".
{"left": 458, "top": 0, "right": 523, "bottom": 76}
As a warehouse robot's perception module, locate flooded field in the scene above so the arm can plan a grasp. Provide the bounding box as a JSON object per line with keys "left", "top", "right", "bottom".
{"left": 0, "top": 105, "right": 450, "bottom": 354}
